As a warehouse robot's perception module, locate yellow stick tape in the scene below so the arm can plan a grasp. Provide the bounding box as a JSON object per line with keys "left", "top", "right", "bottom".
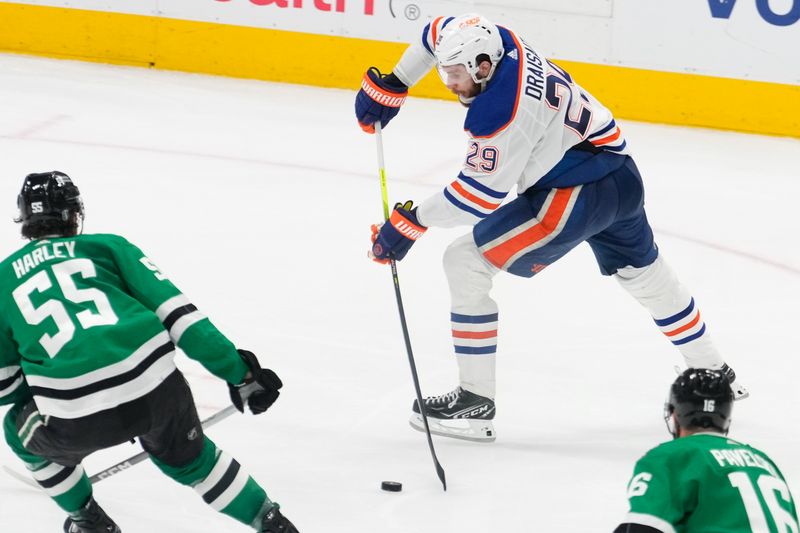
{"left": 0, "top": 2, "right": 797, "bottom": 137}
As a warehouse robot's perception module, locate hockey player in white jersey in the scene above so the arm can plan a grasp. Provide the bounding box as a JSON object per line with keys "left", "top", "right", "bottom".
{"left": 355, "top": 14, "right": 748, "bottom": 442}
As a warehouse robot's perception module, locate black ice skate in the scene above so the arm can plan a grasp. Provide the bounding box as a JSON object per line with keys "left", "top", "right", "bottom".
{"left": 410, "top": 386, "right": 496, "bottom": 442}
{"left": 260, "top": 506, "right": 298, "bottom": 533}
{"left": 63, "top": 497, "right": 121, "bottom": 533}
{"left": 721, "top": 363, "right": 749, "bottom": 401}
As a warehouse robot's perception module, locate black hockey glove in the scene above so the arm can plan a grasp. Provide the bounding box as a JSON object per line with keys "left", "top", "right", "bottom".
{"left": 228, "top": 349, "right": 283, "bottom": 415}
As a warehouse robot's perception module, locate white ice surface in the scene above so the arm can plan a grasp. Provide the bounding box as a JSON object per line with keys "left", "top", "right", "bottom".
{"left": 0, "top": 53, "right": 798, "bottom": 532}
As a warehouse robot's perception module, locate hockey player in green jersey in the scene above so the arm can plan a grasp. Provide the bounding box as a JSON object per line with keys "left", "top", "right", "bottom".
{"left": 0, "top": 171, "right": 298, "bottom": 533}
{"left": 615, "top": 368, "right": 798, "bottom": 533}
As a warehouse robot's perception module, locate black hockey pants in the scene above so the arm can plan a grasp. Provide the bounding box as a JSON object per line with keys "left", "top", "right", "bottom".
{"left": 15, "top": 370, "right": 205, "bottom": 468}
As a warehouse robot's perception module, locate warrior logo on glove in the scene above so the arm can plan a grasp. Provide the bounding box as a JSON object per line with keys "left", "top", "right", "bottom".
{"left": 355, "top": 67, "right": 409, "bottom": 133}
{"left": 370, "top": 200, "right": 427, "bottom": 263}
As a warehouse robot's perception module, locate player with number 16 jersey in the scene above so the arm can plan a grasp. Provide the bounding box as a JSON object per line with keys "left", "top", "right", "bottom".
{"left": 616, "top": 369, "right": 797, "bottom": 533}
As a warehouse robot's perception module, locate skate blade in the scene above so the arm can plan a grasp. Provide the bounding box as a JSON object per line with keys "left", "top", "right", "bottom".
{"left": 409, "top": 413, "right": 496, "bottom": 442}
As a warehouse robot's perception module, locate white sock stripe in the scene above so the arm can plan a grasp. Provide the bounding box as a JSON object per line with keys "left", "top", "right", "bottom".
{"left": 169, "top": 312, "right": 206, "bottom": 343}
{"left": 661, "top": 320, "right": 705, "bottom": 337}
{"left": 31, "top": 462, "right": 67, "bottom": 481}
{"left": 208, "top": 467, "right": 249, "bottom": 512}
{"left": 657, "top": 308, "right": 700, "bottom": 332}
{"left": 155, "top": 294, "right": 191, "bottom": 321}
{"left": 450, "top": 321, "right": 499, "bottom": 332}
{"left": 42, "top": 465, "right": 86, "bottom": 498}
{"left": 194, "top": 452, "right": 233, "bottom": 496}
{"left": 453, "top": 337, "right": 498, "bottom": 348}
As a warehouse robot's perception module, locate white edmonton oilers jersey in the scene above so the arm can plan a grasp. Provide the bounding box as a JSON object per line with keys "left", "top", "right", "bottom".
{"left": 393, "top": 16, "right": 630, "bottom": 228}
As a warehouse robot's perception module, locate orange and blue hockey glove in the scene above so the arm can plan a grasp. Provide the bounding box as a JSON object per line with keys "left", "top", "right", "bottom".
{"left": 355, "top": 67, "right": 408, "bottom": 133}
{"left": 370, "top": 201, "right": 427, "bottom": 263}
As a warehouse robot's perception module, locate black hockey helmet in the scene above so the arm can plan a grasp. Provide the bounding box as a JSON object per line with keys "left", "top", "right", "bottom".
{"left": 15, "top": 171, "right": 84, "bottom": 239}
{"left": 664, "top": 368, "right": 734, "bottom": 438}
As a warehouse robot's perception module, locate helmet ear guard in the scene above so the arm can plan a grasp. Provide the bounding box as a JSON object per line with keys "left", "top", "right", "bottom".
{"left": 16, "top": 171, "right": 84, "bottom": 239}
{"left": 434, "top": 14, "right": 505, "bottom": 85}
{"left": 664, "top": 368, "right": 734, "bottom": 439}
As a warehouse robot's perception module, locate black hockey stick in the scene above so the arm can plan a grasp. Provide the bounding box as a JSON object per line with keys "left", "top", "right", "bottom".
{"left": 3, "top": 404, "right": 238, "bottom": 488}
{"left": 373, "top": 121, "right": 447, "bottom": 491}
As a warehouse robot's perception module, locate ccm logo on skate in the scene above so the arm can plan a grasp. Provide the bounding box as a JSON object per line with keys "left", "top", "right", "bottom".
{"left": 96, "top": 461, "right": 133, "bottom": 480}
{"left": 455, "top": 404, "right": 490, "bottom": 418}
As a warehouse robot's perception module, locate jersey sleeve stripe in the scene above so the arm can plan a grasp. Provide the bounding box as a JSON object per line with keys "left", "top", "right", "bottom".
{"left": 588, "top": 119, "right": 617, "bottom": 140}
{"left": 0, "top": 371, "right": 23, "bottom": 398}
{"left": 622, "top": 512, "right": 677, "bottom": 533}
{"left": 459, "top": 173, "right": 507, "bottom": 199}
{"left": 162, "top": 304, "right": 198, "bottom": 331}
{"left": 0, "top": 365, "right": 21, "bottom": 380}
{"left": 450, "top": 181, "right": 502, "bottom": 210}
{"left": 591, "top": 126, "right": 622, "bottom": 146}
{"left": 170, "top": 313, "right": 207, "bottom": 343}
{"left": 602, "top": 140, "right": 628, "bottom": 152}
{"left": 156, "top": 294, "right": 191, "bottom": 320}
{"left": 155, "top": 293, "right": 207, "bottom": 344}
{"left": 443, "top": 188, "right": 490, "bottom": 219}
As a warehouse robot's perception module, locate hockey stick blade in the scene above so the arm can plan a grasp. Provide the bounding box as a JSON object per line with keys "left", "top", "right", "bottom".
{"left": 3, "top": 404, "right": 238, "bottom": 489}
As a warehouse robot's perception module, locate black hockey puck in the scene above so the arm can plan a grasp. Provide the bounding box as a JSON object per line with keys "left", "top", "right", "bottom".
{"left": 381, "top": 481, "right": 402, "bottom": 492}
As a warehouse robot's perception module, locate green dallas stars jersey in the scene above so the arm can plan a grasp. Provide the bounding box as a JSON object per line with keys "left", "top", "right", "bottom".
{"left": 0, "top": 234, "right": 248, "bottom": 418}
{"left": 620, "top": 433, "right": 799, "bottom": 533}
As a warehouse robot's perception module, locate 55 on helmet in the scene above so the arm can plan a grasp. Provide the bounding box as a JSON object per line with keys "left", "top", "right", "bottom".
{"left": 16, "top": 171, "right": 84, "bottom": 239}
